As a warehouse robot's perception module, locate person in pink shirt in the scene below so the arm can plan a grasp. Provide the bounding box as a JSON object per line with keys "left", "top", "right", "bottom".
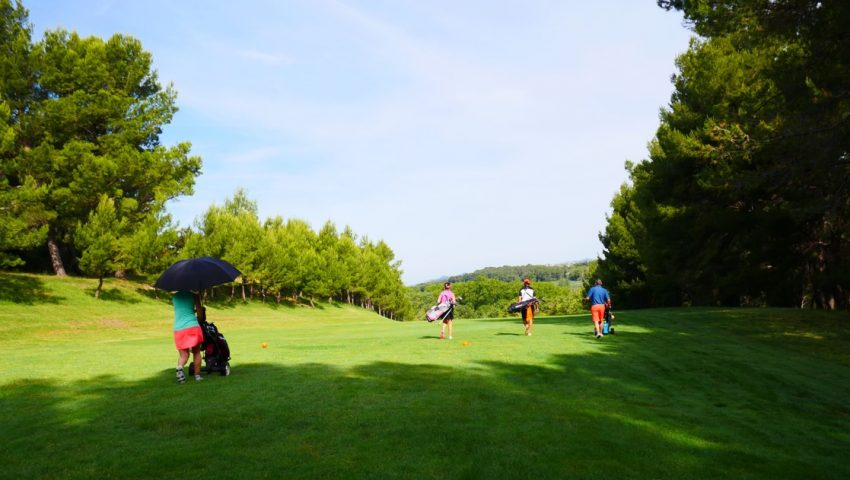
{"left": 437, "top": 282, "right": 456, "bottom": 339}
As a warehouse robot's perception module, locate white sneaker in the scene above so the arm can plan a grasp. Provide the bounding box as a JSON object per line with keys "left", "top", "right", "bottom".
{"left": 194, "top": 374, "right": 203, "bottom": 382}
{"left": 176, "top": 368, "right": 186, "bottom": 384}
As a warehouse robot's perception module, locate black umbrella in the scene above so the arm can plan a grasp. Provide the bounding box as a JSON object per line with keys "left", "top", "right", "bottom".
{"left": 154, "top": 257, "right": 241, "bottom": 292}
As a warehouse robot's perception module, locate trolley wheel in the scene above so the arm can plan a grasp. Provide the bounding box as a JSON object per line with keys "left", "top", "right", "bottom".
{"left": 187, "top": 361, "right": 194, "bottom": 373}
{"left": 609, "top": 327, "right": 615, "bottom": 334}
{"left": 222, "top": 363, "right": 231, "bottom": 376}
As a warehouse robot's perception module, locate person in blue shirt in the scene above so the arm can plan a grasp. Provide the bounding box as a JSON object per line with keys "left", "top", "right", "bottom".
{"left": 585, "top": 279, "right": 611, "bottom": 339}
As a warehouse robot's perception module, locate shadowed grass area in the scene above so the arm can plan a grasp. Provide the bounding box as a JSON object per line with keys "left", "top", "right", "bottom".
{"left": 1, "top": 273, "right": 849, "bottom": 479}
{"left": 0, "top": 272, "right": 63, "bottom": 304}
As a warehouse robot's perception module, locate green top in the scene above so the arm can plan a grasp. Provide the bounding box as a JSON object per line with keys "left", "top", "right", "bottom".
{"left": 172, "top": 291, "right": 198, "bottom": 331}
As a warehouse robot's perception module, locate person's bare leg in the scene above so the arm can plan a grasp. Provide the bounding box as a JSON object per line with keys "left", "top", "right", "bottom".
{"left": 192, "top": 345, "right": 201, "bottom": 376}
{"left": 178, "top": 349, "right": 189, "bottom": 368}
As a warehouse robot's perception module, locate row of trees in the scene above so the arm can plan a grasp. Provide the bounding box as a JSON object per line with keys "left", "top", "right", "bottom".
{"left": 182, "top": 190, "right": 411, "bottom": 320}
{"left": 595, "top": 1, "right": 849, "bottom": 309}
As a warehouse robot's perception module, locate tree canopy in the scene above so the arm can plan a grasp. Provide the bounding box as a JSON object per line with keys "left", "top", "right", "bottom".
{"left": 183, "top": 190, "right": 412, "bottom": 320}
{"left": 597, "top": 1, "right": 850, "bottom": 309}
{"left": 0, "top": 0, "right": 201, "bottom": 274}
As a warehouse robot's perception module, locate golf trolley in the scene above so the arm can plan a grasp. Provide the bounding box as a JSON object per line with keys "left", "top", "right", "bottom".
{"left": 189, "top": 317, "right": 231, "bottom": 376}
{"left": 602, "top": 305, "right": 615, "bottom": 335}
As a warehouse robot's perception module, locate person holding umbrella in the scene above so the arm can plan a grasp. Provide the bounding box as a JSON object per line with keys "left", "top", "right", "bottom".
{"left": 155, "top": 257, "right": 241, "bottom": 382}
{"left": 173, "top": 290, "right": 204, "bottom": 383}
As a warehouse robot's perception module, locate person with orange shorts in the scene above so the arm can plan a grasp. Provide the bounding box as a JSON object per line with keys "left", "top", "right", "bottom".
{"left": 172, "top": 290, "right": 204, "bottom": 383}
{"left": 585, "top": 279, "right": 611, "bottom": 339}
{"left": 518, "top": 278, "right": 537, "bottom": 336}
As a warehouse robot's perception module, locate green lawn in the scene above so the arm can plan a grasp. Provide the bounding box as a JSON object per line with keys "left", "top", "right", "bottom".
{"left": 1, "top": 272, "right": 849, "bottom": 479}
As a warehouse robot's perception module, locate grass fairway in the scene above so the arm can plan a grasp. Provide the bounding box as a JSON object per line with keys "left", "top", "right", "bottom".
{"left": 2, "top": 273, "right": 849, "bottom": 479}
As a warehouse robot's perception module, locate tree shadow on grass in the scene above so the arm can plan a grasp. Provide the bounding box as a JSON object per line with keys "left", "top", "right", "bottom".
{"left": 0, "top": 272, "right": 63, "bottom": 304}
{"left": 3, "top": 333, "right": 849, "bottom": 480}
{"left": 83, "top": 287, "right": 143, "bottom": 304}
{"left": 133, "top": 286, "right": 184, "bottom": 307}
{"left": 624, "top": 307, "right": 850, "bottom": 361}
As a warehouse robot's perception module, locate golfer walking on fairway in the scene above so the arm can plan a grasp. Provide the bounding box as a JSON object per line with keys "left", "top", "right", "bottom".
{"left": 519, "top": 278, "right": 536, "bottom": 336}
{"left": 586, "top": 279, "right": 611, "bottom": 339}
{"left": 438, "top": 282, "right": 456, "bottom": 340}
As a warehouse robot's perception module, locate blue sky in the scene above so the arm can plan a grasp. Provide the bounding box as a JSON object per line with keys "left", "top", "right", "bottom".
{"left": 25, "top": 1, "right": 691, "bottom": 284}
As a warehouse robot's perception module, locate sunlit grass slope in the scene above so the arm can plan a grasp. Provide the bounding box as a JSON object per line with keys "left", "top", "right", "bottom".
{"left": 1, "top": 272, "right": 849, "bottom": 479}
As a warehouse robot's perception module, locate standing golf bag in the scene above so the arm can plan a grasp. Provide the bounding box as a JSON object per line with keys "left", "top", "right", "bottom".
{"left": 426, "top": 303, "right": 454, "bottom": 322}
{"left": 190, "top": 318, "right": 231, "bottom": 376}
{"left": 602, "top": 305, "right": 615, "bottom": 334}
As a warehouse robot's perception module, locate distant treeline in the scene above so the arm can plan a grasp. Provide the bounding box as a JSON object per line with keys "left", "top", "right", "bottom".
{"left": 410, "top": 262, "right": 594, "bottom": 319}
{"left": 443, "top": 261, "right": 592, "bottom": 285}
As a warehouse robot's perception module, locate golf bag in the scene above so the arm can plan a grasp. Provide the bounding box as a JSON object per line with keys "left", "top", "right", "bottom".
{"left": 190, "top": 318, "right": 231, "bottom": 376}
{"left": 426, "top": 303, "right": 454, "bottom": 322}
{"left": 508, "top": 297, "right": 539, "bottom": 314}
{"left": 602, "top": 305, "right": 615, "bottom": 334}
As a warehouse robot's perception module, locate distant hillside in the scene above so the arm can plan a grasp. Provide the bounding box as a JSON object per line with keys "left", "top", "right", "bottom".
{"left": 416, "top": 260, "right": 594, "bottom": 287}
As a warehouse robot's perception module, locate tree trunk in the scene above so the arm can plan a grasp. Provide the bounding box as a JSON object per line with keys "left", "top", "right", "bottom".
{"left": 47, "top": 238, "right": 67, "bottom": 276}
{"left": 95, "top": 276, "right": 103, "bottom": 299}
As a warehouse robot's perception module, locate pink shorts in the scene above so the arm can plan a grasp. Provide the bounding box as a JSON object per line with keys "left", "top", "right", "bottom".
{"left": 174, "top": 326, "right": 203, "bottom": 350}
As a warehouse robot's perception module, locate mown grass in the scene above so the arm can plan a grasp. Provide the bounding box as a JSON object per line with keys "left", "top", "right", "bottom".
{"left": 1, "top": 272, "right": 849, "bottom": 479}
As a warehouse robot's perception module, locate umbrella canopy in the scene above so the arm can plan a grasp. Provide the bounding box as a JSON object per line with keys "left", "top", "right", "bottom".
{"left": 153, "top": 257, "right": 241, "bottom": 292}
